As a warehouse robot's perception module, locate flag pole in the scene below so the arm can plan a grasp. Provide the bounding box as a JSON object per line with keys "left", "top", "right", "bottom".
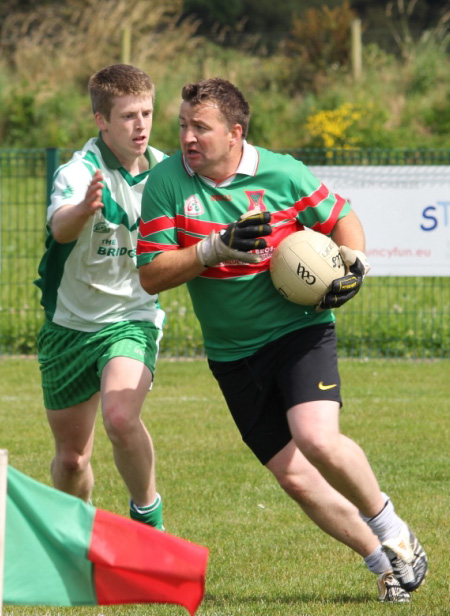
{"left": 0, "top": 449, "right": 8, "bottom": 616}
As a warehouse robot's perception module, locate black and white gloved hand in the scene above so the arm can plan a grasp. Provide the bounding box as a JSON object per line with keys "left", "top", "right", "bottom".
{"left": 317, "top": 246, "right": 370, "bottom": 310}
{"left": 196, "top": 209, "right": 272, "bottom": 267}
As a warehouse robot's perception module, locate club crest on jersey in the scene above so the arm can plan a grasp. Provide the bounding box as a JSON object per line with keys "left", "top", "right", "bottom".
{"left": 184, "top": 194, "right": 204, "bottom": 216}
{"left": 245, "top": 190, "right": 267, "bottom": 211}
{"left": 93, "top": 222, "right": 111, "bottom": 233}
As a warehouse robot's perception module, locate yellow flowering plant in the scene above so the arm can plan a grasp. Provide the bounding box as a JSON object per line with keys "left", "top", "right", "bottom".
{"left": 305, "top": 102, "right": 363, "bottom": 149}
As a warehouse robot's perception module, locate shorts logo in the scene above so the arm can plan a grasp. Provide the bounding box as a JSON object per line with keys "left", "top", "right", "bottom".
{"left": 245, "top": 190, "right": 267, "bottom": 211}
{"left": 184, "top": 195, "right": 204, "bottom": 216}
{"left": 318, "top": 381, "right": 337, "bottom": 390}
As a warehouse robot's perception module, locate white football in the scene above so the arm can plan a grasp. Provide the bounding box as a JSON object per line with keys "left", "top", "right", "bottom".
{"left": 270, "top": 229, "right": 345, "bottom": 305}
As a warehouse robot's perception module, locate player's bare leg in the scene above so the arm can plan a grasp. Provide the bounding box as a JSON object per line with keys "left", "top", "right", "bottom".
{"left": 266, "top": 439, "right": 381, "bottom": 556}
{"left": 46, "top": 394, "right": 99, "bottom": 502}
{"left": 287, "top": 400, "right": 428, "bottom": 592}
{"left": 286, "top": 400, "right": 385, "bottom": 517}
{"left": 100, "top": 356, "right": 156, "bottom": 507}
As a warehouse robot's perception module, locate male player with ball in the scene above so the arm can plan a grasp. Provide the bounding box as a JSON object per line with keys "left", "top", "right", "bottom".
{"left": 36, "top": 65, "right": 165, "bottom": 530}
{"left": 137, "top": 78, "right": 427, "bottom": 602}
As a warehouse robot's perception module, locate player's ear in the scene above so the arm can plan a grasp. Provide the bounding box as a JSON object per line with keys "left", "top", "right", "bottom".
{"left": 229, "top": 123, "right": 243, "bottom": 146}
{"left": 94, "top": 112, "right": 108, "bottom": 131}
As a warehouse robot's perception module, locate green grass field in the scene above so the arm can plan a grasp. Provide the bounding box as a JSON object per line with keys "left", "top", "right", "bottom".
{"left": 1, "top": 357, "right": 449, "bottom": 616}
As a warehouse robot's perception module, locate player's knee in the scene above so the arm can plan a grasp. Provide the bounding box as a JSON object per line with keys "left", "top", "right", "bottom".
{"left": 102, "top": 405, "right": 136, "bottom": 443}
{"left": 297, "top": 433, "right": 337, "bottom": 467}
{"left": 54, "top": 450, "right": 88, "bottom": 474}
{"left": 276, "top": 470, "right": 303, "bottom": 495}
{"left": 275, "top": 468, "right": 315, "bottom": 503}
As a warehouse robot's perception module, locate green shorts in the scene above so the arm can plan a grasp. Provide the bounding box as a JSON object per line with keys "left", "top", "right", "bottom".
{"left": 38, "top": 320, "right": 163, "bottom": 410}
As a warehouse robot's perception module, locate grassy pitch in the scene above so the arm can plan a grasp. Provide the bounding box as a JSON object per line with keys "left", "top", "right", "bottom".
{"left": 1, "top": 357, "right": 449, "bottom": 616}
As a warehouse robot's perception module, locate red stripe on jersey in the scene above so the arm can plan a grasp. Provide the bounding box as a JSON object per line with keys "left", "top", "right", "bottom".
{"left": 270, "top": 186, "right": 346, "bottom": 237}
{"left": 178, "top": 231, "right": 200, "bottom": 248}
{"left": 266, "top": 220, "right": 304, "bottom": 248}
{"left": 178, "top": 217, "right": 224, "bottom": 236}
{"left": 141, "top": 214, "right": 228, "bottom": 239}
{"left": 140, "top": 215, "right": 176, "bottom": 237}
{"left": 182, "top": 219, "right": 305, "bottom": 256}
{"left": 269, "top": 184, "right": 329, "bottom": 226}
{"left": 310, "top": 193, "right": 346, "bottom": 235}
{"left": 137, "top": 240, "right": 179, "bottom": 255}
{"left": 293, "top": 182, "right": 330, "bottom": 212}
{"left": 270, "top": 209, "right": 298, "bottom": 224}
{"left": 200, "top": 258, "right": 271, "bottom": 279}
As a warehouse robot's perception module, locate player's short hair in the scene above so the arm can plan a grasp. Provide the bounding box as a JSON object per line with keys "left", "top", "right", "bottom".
{"left": 181, "top": 78, "right": 250, "bottom": 138}
{"left": 88, "top": 64, "right": 155, "bottom": 120}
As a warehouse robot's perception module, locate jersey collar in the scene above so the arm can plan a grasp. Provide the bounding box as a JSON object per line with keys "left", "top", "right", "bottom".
{"left": 95, "top": 132, "right": 154, "bottom": 171}
{"left": 183, "top": 140, "right": 259, "bottom": 187}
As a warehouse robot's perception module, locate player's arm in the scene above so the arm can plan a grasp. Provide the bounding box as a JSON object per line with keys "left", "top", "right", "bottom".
{"left": 51, "top": 169, "right": 104, "bottom": 243}
{"left": 139, "top": 208, "right": 272, "bottom": 295}
{"left": 140, "top": 246, "right": 205, "bottom": 295}
{"left": 330, "top": 209, "right": 365, "bottom": 251}
{"left": 318, "top": 210, "right": 370, "bottom": 310}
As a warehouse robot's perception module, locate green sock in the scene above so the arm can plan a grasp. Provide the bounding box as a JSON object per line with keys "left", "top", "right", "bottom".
{"left": 130, "top": 493, "right": 164, "bottom": 530}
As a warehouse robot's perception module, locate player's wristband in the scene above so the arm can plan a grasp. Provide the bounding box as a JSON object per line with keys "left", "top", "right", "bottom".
{"left": 196, "top": 231, "right": 263, "bottom": 267}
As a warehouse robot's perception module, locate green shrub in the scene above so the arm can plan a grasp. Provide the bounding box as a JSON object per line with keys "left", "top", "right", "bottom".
{"left": 3, "top": 90, "right": 37, "bottom": 146}
{"left": 423, "top": 90, "right": 450, "bottom": 136}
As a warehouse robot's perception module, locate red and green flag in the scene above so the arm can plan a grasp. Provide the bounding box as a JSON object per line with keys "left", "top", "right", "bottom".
{"left": 4, "top": 466, "right": 208, "bottom": 614}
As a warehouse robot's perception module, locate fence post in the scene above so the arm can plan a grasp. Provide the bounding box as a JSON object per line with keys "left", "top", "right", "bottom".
{"left": 121, "top": 27, "right": 131, "bottom": 64}
{"left": 351, "top": 18, "right": 362, "bottom": 81}
{"left": 0, "top": 449, "right": 8, "bottom": 616}
{"left": 46, "top": 147, "right": 59, "bottom": 207}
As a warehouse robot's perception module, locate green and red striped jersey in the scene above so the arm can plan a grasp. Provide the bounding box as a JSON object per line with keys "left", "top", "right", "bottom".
{"left": 137, "top": 142, "right": 351, "bottom": 361}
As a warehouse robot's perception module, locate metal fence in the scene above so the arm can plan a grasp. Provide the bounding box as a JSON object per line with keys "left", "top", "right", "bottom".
{"left": 0, "top": 147, "right": 449, "bottom": 359}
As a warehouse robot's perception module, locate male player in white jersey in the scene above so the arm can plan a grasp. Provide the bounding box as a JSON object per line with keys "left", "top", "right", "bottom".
{"left": 36, "top": 64, "right": 166, "bottom": 529}
{"left": 137, "top": 78, "right": 427, "bottom": 600}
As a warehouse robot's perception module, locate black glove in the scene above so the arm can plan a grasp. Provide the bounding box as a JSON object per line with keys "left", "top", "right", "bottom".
{"left": 317, "top": 246, "right": 370, "bottom": 310}
{"left": 197, "top": 209, "right": 272, "bottom": 267}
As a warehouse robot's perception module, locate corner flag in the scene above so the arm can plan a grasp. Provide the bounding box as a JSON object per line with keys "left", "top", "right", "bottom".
{"left": 4, "top": 465, "right": 208, "bottom": 614}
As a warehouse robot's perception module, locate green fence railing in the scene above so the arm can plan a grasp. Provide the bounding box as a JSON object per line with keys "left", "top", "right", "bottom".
{"left": 1, "top": 147, "right": 449, "bottom": 359}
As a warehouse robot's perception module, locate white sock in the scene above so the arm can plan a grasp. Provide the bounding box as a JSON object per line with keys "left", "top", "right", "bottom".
{"left": 130, "top": 492, "right": 161, "bottom": 514}
{"left": 360, "top": 493, "right": 405, "bottom": 544}
{"left": 364, "top": 545, "right": 393, "bottom": 574}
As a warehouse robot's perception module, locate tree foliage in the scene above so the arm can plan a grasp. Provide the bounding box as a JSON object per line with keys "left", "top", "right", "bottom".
{"left": 0, "top": 0, "right": 449, "bottom": 149}
{"left": 1, "top": 0, "right": 193, "bottom": 79}
{"left": 180, "top": 0, "right": 448, "bottom": 53}
{"left": 287, "top": 2, "right": 356, "bottom": 71}
{"left": 182, "top": 0, "right": 300, "bottom": 36}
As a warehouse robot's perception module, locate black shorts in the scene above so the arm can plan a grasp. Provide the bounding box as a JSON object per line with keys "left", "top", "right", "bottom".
{"left": 208, "top": 324, "right": 341, "bottom": 465}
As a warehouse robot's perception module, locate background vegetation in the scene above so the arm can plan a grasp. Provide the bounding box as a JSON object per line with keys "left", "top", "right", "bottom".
{"left": 1, "top": 0, "right": 450, "bottom": 151}
{"left": 2, "top": 357, "right": 449, "bottom": 615}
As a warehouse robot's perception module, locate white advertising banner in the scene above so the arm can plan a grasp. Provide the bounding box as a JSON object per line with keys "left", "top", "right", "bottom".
{"left": 310, "top": 166, "right": 450, "bottom": 276}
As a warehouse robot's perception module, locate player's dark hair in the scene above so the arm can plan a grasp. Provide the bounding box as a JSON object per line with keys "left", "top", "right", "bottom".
{"left": 88, "top": 64, "right": 155, "bottom": 120}
{"left": 181, "top": 78, "right": 250, "bottom": 138}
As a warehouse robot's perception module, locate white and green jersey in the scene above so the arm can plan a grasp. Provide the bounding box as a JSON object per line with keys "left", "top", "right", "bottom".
{"left": 36, "top": 135, "right": 166, "bottom": 332}
{"left": 137, "top": 142, "right": 351, "bottom": 361}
